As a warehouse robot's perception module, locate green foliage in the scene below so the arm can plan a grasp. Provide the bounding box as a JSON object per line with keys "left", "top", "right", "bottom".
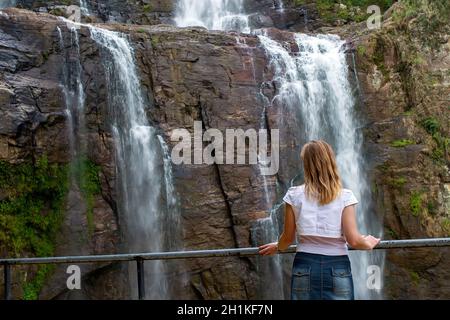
{"left": 311, "top": 0, "right": 394, "bottom": 23}
{"left": 357, "top": 45, "right": 366, "bottom": 56}
{"left": 390, "top": 177, "right": 407, "bottom": 188}
{"left": 420, "top": 117, "right": 449, "bottom": 163}
{"left": 392, "top": 0, "right": 450, "bottom": 47}
{"left": 391, "top": 139, "right": 415, "bottom": 148}
{"left": 410, "top": 192, "right": 423, "bottom": 217}
{"left": 22, "top": 265, "right": 55, "bottom": 300}
{"left": 0, "top": 157, "right": 69, "bottom": 299}
{"left": 142, "top": 4, "right": 153, "bottom": 13}
{"left": 421, "top": 117, "right": 440, "bottom": 135}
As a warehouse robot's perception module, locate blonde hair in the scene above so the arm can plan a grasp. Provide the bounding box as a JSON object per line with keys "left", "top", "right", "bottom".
{"left": 300, "top": 140, "right": 342, "bottom": 205}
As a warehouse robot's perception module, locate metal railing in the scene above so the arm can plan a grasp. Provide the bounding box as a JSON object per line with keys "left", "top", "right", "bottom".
{"left": 1, "top": 237, "right": 450, "bottom": 300}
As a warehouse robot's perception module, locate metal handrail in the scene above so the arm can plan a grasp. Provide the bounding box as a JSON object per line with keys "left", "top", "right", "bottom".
{"left": 2, "top": 237, "right": 450, "bottom": 300}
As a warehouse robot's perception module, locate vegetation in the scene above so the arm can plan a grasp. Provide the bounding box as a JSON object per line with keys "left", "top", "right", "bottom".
{"left": 142, "top": 4, "right": 153, "bottom": 13}
{"left": 409, "top": 270, "right": 420, "bottom": 286}
{"left": 391, "top": 139, "right": 415, "bottom": 148}
{"left": 392, "top": 0, "right": 450, "bottom": 47}
{"left": 420, "top": 117, "right": 449, "bottom": 164}
{"left": 293, "top": 0, "right": 394, "bottom": 23}
{"left": 390, "top": 177, "right": 407, "bottom": 188}
{"left": 410, "top": 192, "right": 423, "bottom": 217}
{"left": 0, "top": 156, "right": 69, "bottom": 299}
{"left": 442, "top": 218, "right": 450, "bottom": 236}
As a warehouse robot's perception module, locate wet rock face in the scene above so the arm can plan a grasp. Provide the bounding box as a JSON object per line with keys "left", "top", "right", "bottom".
{"left": 0, "top": 8, "right": 276, "bottom": 299}
{"left": 12, "top": 0, "right": 320, "bottom": 31}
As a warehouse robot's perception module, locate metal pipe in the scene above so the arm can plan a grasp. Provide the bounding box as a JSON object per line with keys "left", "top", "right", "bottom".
{"left": 136, "top": 258, "right": 145, "bottom": 300}
{"left": 3, "top": 263, "right": 11, "bottom": 300}
{"left": 0, "top": 238, "right": 449, "bottom": 265}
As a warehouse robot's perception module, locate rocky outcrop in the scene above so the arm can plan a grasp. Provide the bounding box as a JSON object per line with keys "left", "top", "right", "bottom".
{"left": 352, "top": 2, "right": 450, "bottom": 299}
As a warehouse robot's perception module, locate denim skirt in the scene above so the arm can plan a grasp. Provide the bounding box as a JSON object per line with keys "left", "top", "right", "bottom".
{"left": 291, "top": 252, "right": 355, "bottom": 300}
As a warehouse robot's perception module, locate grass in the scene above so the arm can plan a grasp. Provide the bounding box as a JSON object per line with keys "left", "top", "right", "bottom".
{"left": 410, "top": 192, "right": 422, "bottom": 217}
{"left": 391, "top": 139, "right": 415, "bottom": 148}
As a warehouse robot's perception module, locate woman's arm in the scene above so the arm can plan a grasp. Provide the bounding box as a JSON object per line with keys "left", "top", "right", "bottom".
{"left": 342, "top": 204, "right": 380, "bottom": 250}
{"left": 259, "top": 203, "right": 296, "bottom": 255}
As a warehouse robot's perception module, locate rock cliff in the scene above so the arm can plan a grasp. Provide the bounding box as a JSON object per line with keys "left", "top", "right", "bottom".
{"left": 0, "top": 0, "right": 449, "bottom": 299}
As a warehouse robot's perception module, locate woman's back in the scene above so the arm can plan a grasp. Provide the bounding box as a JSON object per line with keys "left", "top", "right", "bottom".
{"left": 283, "top": 185, "right": 358, "bottom": 256}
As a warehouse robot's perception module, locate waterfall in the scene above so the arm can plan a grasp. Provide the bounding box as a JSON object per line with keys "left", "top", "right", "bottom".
{"left": 79, "top": 0, "right": 90, "bottom": 15}
{"left": 259, "top": 33, "right": 384, "bottom": 299}
{"left": 57, "top": 26, "right": 86, "bottom": 161}
{"left": 89, "top": 26, "right": 178, "bottom": 299}
{"left": 174, "top": 0, "right": 250, "bottom": 33}
{"left": 0, "top": 0, "right": 16, "bottom": 9}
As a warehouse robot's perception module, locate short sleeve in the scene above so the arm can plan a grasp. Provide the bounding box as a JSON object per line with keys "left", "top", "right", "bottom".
{"left": 283, "top": 188, "right": 295, "bottom": 206}
{"left": 344, "top": 190, "right": 358, "bottom": 207}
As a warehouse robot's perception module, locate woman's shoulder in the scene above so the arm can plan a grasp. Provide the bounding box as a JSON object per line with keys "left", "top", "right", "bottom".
{"left": 287, "top": 184, "right": 305, "bottom": 195}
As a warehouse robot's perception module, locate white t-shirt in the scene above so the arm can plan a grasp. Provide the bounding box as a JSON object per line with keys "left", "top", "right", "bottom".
{"left": 283, "top": 185, "right": 358, "bottom": 256}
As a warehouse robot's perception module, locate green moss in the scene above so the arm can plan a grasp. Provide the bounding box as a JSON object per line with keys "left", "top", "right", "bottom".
{"left": 390, "top": 177, "right": 407, "bottom": 188}
{"left": 0, "top": 156, "right": 69, "bottom": 299}
{"left": 142, "top": 4, "right": 153, "bottom": 13}
{"left": 357, "top": 45, "right": 366, "bottom": 56}
{"left": 23, "top": 265, "right": 55, "bottom": 300}
{"left": 49, "top": 8, "right": 66, "bottom": 17}
{"left": 391, "top": 139, "right": 415, "bottom": 148}
{"left": 409, "top": 271, "right": 420, "bottom": 286}
{"left": 410, "top": 192, "right": 423, "bottom": 217}
{"left": 151, "top": 36, "right": 160, "bottom": 48}
{"left": 137, "top": 28, "right": 146, "bottom": 33}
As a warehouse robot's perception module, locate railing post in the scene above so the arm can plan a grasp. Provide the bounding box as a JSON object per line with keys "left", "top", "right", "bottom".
{"left": 136, "top": 258, "right": 145, "bottom": 300}
{"left": 3, "top": 263, "right": 11, "bottom": 300}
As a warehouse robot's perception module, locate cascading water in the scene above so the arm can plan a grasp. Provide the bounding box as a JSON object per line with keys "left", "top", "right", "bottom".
{"left": 174, "top": 0, "right": 250, "bottom": 33}
{"left": 57, "top": 25, "right": 86, "bottom": 161}
{"left": 79, "top": 0, "right": 90, "bottom": 15}
{"left": 88, "top": 26, "right": 180, "bottom": 299}
{"left": 259, "top": 33, "right": 384, "bottom": 299}
{"left": 0, "top": 1, "right": 16, "bottom": 9}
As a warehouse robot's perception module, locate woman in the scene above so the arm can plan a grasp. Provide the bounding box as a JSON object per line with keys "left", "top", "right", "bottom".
{"left": 259, "top": 140, "right": 380, "bottom": 300}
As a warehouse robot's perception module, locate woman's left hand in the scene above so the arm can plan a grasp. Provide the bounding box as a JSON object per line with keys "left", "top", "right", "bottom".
{"left": 259, "top": 242, "right": 278, "bottom": 256}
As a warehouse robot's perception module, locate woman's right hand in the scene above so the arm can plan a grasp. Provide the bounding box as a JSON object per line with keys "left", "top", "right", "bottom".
{"left": 363, "top": 235, "right": 381, "bottom": 250}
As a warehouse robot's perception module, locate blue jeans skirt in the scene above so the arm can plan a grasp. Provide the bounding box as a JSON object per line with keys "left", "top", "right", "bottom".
{"left": 291, "top": 252, "right": 354, "bottom": 300}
